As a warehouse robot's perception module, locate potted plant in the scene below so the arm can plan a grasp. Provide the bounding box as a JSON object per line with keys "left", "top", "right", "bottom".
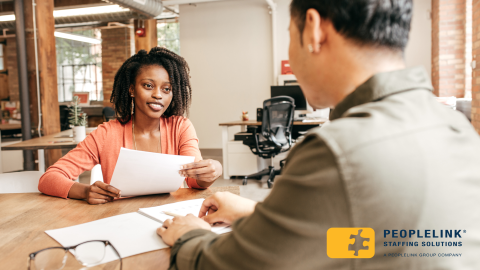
{"left": 69, "top": 96, "right": 88, "bottom": 142}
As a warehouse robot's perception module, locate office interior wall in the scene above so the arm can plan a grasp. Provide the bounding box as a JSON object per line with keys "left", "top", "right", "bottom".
{"left": 180, "top": 0, "right": 273, "bottom": 148}
{"left": 180, "top": 0, "right": 432, "bottom": 149}
{"left": 405, "top": 0, "right": 432, "bottom": 77}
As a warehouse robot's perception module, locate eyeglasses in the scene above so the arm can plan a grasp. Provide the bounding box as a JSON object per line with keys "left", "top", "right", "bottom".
{"left": 28, "top": 240, "right": 122, "bottom": 270}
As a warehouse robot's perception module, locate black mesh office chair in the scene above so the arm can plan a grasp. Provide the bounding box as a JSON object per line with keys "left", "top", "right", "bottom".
{"left": 242, "top": 96, "right": 295, "bottom": 188}
{"left": 103, "top": 107, "right": 116, "bottom": 122}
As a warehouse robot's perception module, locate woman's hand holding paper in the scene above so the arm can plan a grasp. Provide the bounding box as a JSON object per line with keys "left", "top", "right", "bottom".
{"left": 85, "top": 181, "right": 121, "bottom": 205}
{"left": 179, "top": 159, "right": 223, "bottom": 187}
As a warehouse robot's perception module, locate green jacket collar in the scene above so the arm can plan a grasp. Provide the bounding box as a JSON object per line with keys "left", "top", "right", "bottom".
{"left": 331, "top": 66, "right": 433, "bottom": 120}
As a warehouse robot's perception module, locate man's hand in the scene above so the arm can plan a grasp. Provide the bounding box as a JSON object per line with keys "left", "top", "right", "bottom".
{"left": 85, "top": 181, "right": 121, "bottom": 205}
{"left": 199, "top": 192, "right": 257, "bottom": 225}
{"left": 179, "top": 159, "right": 223, "bottom": 187}
{"left": 157, "top": 214, "right": 211, "bottom": 246}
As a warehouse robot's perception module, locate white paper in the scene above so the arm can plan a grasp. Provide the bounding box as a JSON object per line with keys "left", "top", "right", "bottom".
{"left": 110, "top": 148, "right": 195, "bottom": 197}
{"left": 46, "top": 213, "right": 168, "bottom": 265}
{"left": 45, "top": 200, "right": 232, "bottom": 266}
{"left": 138, "top": 198, "right": 231, "bottom": 233}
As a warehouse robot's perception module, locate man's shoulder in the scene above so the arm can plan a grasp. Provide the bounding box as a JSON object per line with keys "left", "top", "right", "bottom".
{"left": 308, "top": 90, "right": 475, "bottom": 157}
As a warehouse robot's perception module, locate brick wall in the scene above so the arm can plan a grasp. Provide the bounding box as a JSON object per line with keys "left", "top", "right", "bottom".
{"left": 6, "top": 37, "right": 18, "bottom": 101}
{"left": 472, "top": 0, "right": 480, "bottom": 133}
{"left": 432, "top": 0, "right": 467, "bottom": 97}
{"left": 101, "top": 27, "right": 133, "bottom": 107}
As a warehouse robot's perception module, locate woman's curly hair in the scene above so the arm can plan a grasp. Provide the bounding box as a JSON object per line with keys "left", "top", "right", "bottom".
{"left": 110, "top": 47, "right": 192, "bottom": 124}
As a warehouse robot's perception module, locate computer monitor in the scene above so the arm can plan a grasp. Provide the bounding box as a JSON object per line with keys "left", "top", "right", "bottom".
{"left": 270, "top": 85, "right": 307, "bottom": 110}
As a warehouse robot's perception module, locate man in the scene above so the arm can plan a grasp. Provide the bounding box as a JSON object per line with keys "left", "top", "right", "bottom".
{"left": 158, "top": 0, "right": 480, "bottom": 269}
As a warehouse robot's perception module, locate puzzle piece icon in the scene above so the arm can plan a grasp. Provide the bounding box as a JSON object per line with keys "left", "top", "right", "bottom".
{"left": 348, "top": 229, "right": 370, "bottom": 256}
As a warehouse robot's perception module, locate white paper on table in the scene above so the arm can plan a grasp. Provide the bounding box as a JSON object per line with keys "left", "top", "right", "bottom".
{"left": 45, "top": 213, "right": 168, "bottom": 266}
{"left": 110, "top": 148, "right": 195, "bottom": 197}
{"left": 45, "top": 200, "right": 232, "bottom": 266}
{"left": 138, "top": 198, "right": 231, "bottom": 233}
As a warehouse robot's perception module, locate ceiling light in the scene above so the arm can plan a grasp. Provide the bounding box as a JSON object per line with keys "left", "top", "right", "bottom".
{"left": 0, "top": 4, "right": 129, "bottom": 22}
{"left": 0, "top": 14, "right": 15, "bottom": 22}
{"left": 54, "top": 32, "right": 101, "bottom": 44}
{"left": 53, "top": 5, "right": 129, "bottom": 17}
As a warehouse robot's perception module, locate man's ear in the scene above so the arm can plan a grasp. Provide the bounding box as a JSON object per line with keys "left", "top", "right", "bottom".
{"left": 303, "top": 8, "right": 323, "bottom": 53}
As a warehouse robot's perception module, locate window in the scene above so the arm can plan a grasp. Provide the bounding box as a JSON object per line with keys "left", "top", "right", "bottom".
{"left": 157, "top": 19, "right": 180, "bottom": 54}
{"left": 55, "top": 28, "right": 102, "bottom": 102}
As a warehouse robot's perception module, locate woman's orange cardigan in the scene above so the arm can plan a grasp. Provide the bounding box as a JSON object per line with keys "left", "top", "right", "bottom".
{"left": 38, "top": 116, "right": 204, "bottom": 199}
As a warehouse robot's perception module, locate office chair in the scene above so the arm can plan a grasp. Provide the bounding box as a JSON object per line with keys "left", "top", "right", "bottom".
{"left": 242, "top": 96, "right": 295, "bottom": 188}
{"left": 103, "top": 107, "right": 116, "bottom": 122}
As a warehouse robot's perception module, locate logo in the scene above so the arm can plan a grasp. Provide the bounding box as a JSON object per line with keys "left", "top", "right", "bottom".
{"left": 327, "top": 228, "right": 375, "bottom": 258}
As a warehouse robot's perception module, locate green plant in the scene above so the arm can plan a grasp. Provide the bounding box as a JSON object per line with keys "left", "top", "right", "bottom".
{"left": 69, "top": 96, "right": 88, "bottom": 126}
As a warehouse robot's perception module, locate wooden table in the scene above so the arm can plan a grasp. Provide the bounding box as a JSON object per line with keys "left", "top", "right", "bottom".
{"left": 2, "top": 127, "right": 96, "bottom": 172}
{"left": 218, "top": 119, "right": 327, "bottom": 178}
{"left": 0, "top": 123, "right": 22, "bottom": 135}
{"left": 0, "top": 186, "right": 239, "bottom": 270}
{"left": 2, "top": 127, "right": 96, "bottom": 151}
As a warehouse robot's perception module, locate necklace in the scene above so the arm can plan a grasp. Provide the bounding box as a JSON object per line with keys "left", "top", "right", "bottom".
{"left": 132, "top": 116, "right": 161, "bottom": 153}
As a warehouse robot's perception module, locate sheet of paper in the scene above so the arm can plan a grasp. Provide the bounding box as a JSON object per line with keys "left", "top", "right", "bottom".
{"left": 46, "top": 213, "right": 168, "bottom": 265}
{"left": 138, "top": 199, "right": 231, "bottom": 233}
{"left": 110, "top": 148, "right": 195, "bottom": 197}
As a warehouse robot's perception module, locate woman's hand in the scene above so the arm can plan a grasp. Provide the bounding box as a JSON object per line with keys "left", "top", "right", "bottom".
{"left": 179, "top": 159, "right": 223, "bottom": 187}
{"left": 157, "top": 214, "right": 211, "bottom": 246}
{"left": 85, "top": 181, "right": 121, "bottom": 205}
{"left": 198, "top": 192, "right": 257, "bottom": 225}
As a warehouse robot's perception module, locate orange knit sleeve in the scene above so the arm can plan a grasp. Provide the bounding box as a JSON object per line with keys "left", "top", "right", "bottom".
{"left": 177, "top": 118, "right": 205, "bottom": 189}
{"left": 38, "top": 123, "right": 109, "bottom": 198}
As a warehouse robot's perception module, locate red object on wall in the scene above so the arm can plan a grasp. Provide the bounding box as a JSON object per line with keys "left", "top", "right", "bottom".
{"left": 135, "top": 28, "right": 146, "bottom": 37}
{"left": 281, "top": 60, "right": 293, "bottom": 75}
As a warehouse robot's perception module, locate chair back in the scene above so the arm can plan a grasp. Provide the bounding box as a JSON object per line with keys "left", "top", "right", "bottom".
{"left": 0, "top": 171, "right": 43, "bottom": 194}
{"left": 262, "top": 96, "right": 295, "bottom": 148}
{"left": 90, "top": 164, "right": 104, "bottom": 185}
{"left": 103, "top": 107, "right": 116, "bottom": 122}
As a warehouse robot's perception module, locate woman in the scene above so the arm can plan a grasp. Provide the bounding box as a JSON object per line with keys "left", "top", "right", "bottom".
{"left": 39, "top": 47, "right": 222, "bottom": 204}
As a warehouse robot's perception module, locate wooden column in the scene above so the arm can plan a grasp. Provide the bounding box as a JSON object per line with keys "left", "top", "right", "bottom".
{"left": 134, "top": 19, "right": 157, "bottom": 53}
{"left": 24, "top": 0, "right": 61, "bottom": 167}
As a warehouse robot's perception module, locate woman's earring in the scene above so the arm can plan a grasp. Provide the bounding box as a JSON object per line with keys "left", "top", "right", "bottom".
{"left": 308, "top": 44, "right": 314, "bottom": 53}
{"left": 131, "top": 98, "right": 134, "bottom": 115}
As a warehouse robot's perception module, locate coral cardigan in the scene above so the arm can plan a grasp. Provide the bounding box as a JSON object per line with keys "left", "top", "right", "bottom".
{"left": 38, "top": 116, "right": 204, "bottom": 199}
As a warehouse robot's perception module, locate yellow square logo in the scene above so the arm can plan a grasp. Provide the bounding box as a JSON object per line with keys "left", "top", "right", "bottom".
{"left": 327, "top": 228, "right": 375, "bottom": 258}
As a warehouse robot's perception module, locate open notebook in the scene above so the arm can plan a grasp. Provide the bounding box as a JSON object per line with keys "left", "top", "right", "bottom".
{"left": 46, "top": 199, "right": 231, "bottom": 266}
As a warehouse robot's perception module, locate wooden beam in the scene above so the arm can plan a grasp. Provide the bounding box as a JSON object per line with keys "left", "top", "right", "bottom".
{"left": 134, "top": 19, "right": 157, "bottom": 53}
{"left": 24, "top": 0, "right": 62, "bottom": 167}
{"left": 54, "top": 0, "right": 104, "bottom": 8}
{"left": 0, "top": 0, "right": 104, "bottom": 13}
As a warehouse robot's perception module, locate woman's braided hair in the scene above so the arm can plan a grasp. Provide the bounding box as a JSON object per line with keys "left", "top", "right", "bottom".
{"left": 110, "top": 47, "right": 192, "bottom": 124}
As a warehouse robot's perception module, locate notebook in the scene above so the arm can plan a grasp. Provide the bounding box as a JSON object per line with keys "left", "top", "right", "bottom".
{"left": 46, "top": 199, "right": 231, "bottom": 266}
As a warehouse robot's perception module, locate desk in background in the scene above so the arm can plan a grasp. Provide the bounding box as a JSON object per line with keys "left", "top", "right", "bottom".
{"left": 0, "top": 185, "right": 240, "bottom": 270}
{"left": 2, "top": 127, "right": 96, "bottom": 172}
{"left": 219, "top": 120, "right": 327, "bottom": 178}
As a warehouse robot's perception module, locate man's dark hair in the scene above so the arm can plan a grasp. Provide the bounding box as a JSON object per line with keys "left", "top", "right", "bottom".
{"left": 111, "top": 47, "right": 192, "bottom": 124}
{"left": 290, "top": 0, "right": 413, "bottom": 50}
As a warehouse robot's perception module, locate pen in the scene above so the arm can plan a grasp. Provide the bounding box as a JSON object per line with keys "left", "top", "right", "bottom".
{"left": 48, "top": 140, "right": 74, "bottom": 144}
{"left": 162, "top": 211, "right": 184, "bottom": 217}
